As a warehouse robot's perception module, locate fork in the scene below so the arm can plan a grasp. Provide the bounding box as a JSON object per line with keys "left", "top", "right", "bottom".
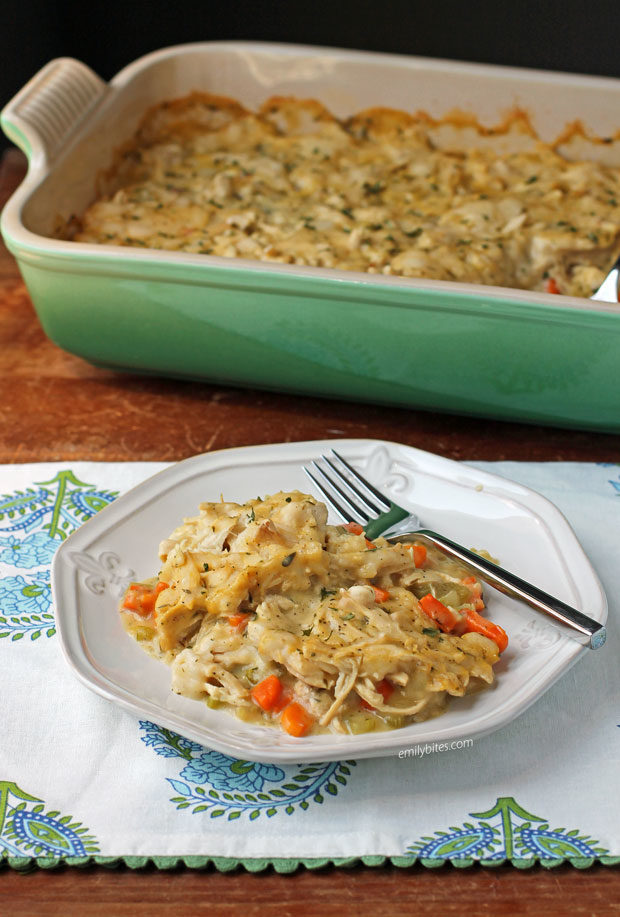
{"left": 303, "top": 449, "right": 606, "bottom": 650}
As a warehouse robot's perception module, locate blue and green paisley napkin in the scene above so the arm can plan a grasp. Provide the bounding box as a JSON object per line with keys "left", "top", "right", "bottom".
{"left": 0, "top": 461, "right": 618, "bottom": 871}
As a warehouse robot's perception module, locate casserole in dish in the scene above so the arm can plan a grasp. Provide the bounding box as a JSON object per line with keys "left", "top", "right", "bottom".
{"left": 73, "top": 92, "right": 620, "bottom": 298}
{"left": 2, "top": 42, "right": 620, "bottom": 430}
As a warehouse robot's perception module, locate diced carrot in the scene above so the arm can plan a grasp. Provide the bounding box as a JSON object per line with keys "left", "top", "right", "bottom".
{"left": 344, "top": 521, "right": 364, "bottom": 535}
{"left": 228, "top": 612, "right": 251, "bottom": 632}
{"left": 462, "top": 576, "right": 485, "bottom": 611}
{"left": 405, "top": 543, "right": 427, "bottom": 567}
{"left": 373, "top": 586, "right": 391, "bottom": 603}
{"left": 122, "top": 592, "right": 140, "bottom": 612}
{"left": 545, "top": 277, "right": 561, "bottom": 294}
{"left": 360, "top": 678, "right": 394, "bottom": 709}
{"left": 419, "top": 593, "right": 461, "bottom": 633}
{"left": 250, "top": 675, "right": 283, "bottom": 712}
{"left": 365, "top": 538, "right": 377, "bottom": 550}
{"left": 137, "top": 591, "right": 157, "bottom": 614}
{"left": 280, "top": 702, "right": 314, "bottom": 737}
{"left": 122, "top": 581, "right": 169, "bottom": 617}
{"left": 376, "top": 678, "right": 394, "bottom": 702}
{"left": 463, "top": 609, "right": 509, "bottom": 653}
{"left": 272, "top": 691, "right": 292, "bottom": 714}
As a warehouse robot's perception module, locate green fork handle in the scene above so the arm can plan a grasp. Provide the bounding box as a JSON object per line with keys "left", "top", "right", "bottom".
{"left": 363, "top": 504, "right": 411, "bottom": 541}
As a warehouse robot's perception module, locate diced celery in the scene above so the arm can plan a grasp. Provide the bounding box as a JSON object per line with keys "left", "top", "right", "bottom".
{"left": 345, "top": 712, "right": 377, "bottom": 734}
{"left": 384, "top": 714, "right": 405, "bottom": 729}
{"left": 435, "top": 584, "right": 471, "bottom": 606}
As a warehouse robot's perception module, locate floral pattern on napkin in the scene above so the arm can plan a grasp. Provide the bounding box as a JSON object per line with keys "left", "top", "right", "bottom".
{"left": 407, "top": 796, "right": 608, "bottom": 861}
{"left": 0, "top": 781, "right": 99, "bottom": 859}
{"left": 0, "top": 471, "right": 116, "bottom": 641}
{"left": 141, "top": 721, "right": 356, "bottom": 820}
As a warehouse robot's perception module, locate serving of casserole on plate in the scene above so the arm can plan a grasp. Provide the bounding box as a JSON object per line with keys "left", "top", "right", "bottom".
{"left": 2, "top": 43, "right": 620, "bottom": 429}
{"left": 51, "top": 439, "right": 607, "bottom": 763}
{"left": 120, "top": 488, "right": 507, "bottom": 740}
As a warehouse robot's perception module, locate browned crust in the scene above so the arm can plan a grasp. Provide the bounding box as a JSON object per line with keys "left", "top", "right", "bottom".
{"left": 91, "top": 92, "right": 620, "bottom": 197}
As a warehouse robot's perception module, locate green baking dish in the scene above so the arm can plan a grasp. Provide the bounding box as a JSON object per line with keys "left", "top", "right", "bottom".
{"left": 1, "top": 42, "right": 619, "bottom": 430}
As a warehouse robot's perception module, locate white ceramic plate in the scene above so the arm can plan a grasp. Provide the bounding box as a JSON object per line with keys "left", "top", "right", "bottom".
{"left": 52, "top": 439, "right": 607, "bottom": 763}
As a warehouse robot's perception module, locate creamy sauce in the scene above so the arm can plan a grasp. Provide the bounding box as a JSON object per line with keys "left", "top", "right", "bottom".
{"left": 120, "top": 490, "right": 506, "bottom": 737}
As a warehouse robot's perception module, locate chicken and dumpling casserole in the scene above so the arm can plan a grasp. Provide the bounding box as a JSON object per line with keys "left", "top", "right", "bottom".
{"left": 120, "top": 490, "right": 508, "bottom": 738}
{"left": 73, "top": 93, "right": 620, "bottom": 298}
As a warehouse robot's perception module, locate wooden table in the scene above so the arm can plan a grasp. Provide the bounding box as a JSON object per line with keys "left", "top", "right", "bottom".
{"left": 1, "top": 148, "right": 618, "bottom": 915}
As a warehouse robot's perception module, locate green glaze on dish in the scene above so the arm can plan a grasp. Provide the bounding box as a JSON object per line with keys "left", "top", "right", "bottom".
{"left": 2, "top": 44, "right": 619, "bottom": 431}
{"left": 8, "top": 240, "right": 619, "bottom": 432}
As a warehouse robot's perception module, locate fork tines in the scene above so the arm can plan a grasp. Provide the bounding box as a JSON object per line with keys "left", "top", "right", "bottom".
{"left": 303, "top": 449, "right": 389, "bottom": 526}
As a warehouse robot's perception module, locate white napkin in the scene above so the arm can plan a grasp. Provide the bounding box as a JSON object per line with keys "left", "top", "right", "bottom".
{"left": 0, "top": 461, "right": 618, "bottom": 869}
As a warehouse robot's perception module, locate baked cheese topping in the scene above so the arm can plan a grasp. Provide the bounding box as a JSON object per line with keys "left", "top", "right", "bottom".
{"left": 120, "top": 490, "right": 507, "bottom": 738}
{"left": 74, "top": 93, "right": 620, "bottom": 298}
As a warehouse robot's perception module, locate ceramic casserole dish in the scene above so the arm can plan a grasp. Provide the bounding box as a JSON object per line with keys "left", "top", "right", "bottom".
{"left": 1, "top": 42, "right": 619, "bottom": 430}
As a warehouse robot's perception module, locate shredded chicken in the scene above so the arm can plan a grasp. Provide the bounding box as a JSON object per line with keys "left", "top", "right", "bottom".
{"left": 75, "top": 93, "right": 620, "bottom": 298}
{"left": 120, "top": 489, "right": 506, "bottom": 737}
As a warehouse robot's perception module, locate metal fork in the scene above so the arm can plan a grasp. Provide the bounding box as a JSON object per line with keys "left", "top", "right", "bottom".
{"left": 591, "top": 254, "right": 620, "bottom": 303}
{"left": 303, "top": 449, "right": 606, "bottom": 650}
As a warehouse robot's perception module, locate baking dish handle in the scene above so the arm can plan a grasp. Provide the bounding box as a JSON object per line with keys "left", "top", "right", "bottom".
{"left": 1, "top": 58, "right": 108, "bottom": 167}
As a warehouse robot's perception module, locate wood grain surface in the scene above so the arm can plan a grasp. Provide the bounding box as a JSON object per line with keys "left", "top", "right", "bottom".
{"left": 2, "top": 861, "right": 620, "bottom": 917}
{"left": 0, "top": 146, "right": 618, "bottom": 915}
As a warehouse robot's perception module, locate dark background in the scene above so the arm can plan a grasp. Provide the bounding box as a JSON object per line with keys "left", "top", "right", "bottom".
{"left": 2, "top": 0, "right": 619, "bottom": 151}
